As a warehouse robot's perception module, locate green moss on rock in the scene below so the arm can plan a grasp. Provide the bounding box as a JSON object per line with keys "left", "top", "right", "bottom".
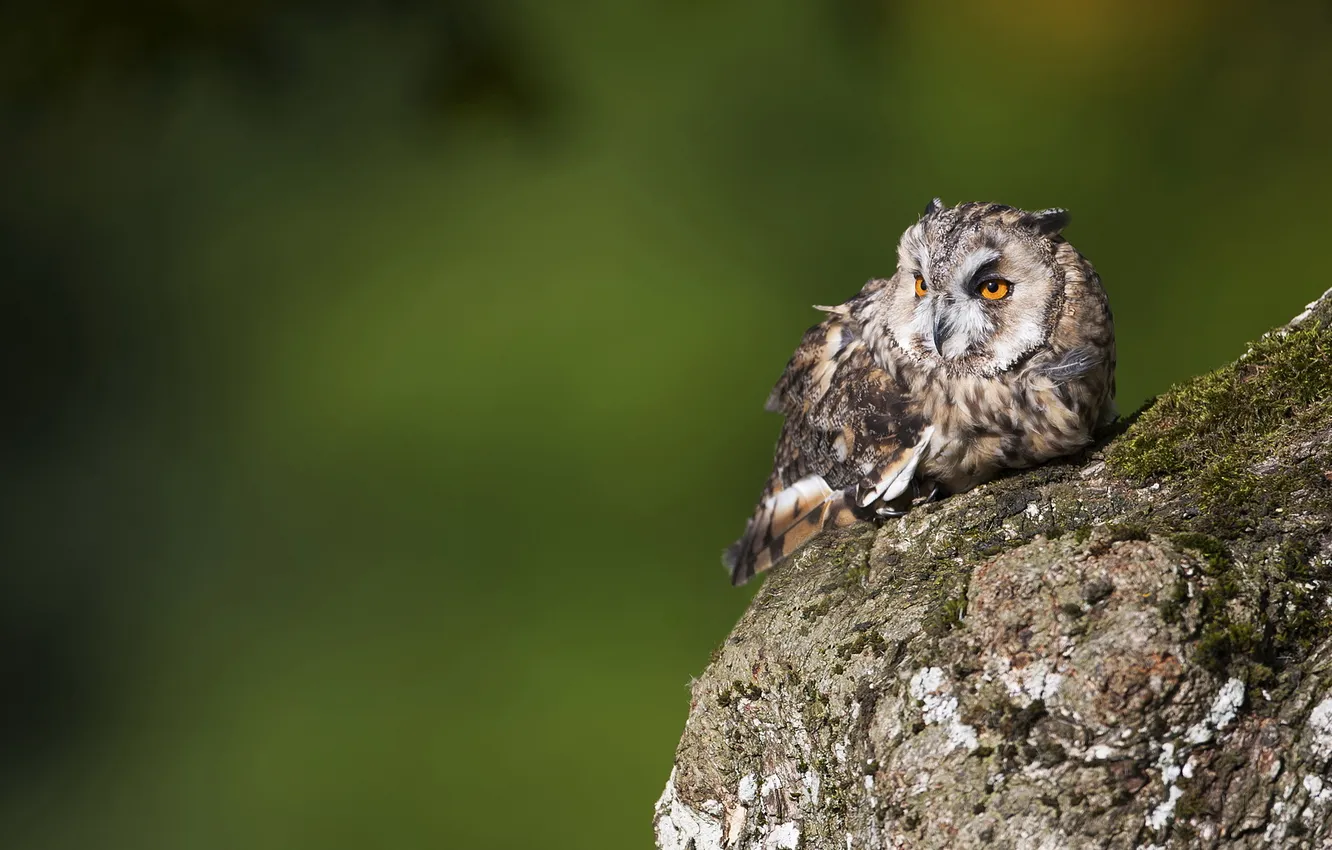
{"left": 800, "top": 597, "right": 833, "bottom": 620}
{"left": 1171, "top": 533, "right": 1332, "bottom": 686}
{"left": 1107, "top": 322, "right": 1332, "bottom": 533}
{"left": 835, "top": 627, "right": 889, "bottom": 660}
{"left": 925, "top": 593, "right": 968, "bottom": 635}
{"left": 1092, "top": 317, "right": 1332, "bottom": 685}
{"left": 1168, "top": 532, "right": 1233, "bottom": 572}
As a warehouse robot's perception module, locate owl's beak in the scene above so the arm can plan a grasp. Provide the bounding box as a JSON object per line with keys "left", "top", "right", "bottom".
{"left": 932, "top": 314, "right": 952, "bottom": 355}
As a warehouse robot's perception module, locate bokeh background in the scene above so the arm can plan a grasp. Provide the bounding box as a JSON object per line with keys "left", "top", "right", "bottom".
{"left": 2, "top": 0, "right": 1330, "bottom": 847}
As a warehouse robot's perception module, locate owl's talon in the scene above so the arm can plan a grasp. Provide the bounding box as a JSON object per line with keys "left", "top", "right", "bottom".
{"left": 871, "top": 490, "right": 914, "bottom": 518}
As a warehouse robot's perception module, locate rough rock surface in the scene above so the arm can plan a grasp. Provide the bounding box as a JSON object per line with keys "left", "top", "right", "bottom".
{"left": 656, "top": 288, "right": 1332, "bottom": 849}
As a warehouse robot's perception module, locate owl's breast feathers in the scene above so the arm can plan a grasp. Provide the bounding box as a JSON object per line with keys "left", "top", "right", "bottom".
{"left": 724, "top": 314, "right": 932, "bottom": 585}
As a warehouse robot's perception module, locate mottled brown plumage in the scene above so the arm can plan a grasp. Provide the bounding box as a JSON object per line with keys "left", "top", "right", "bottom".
{"left": 725, "top": 200, "right": 1116, "bottom": 585}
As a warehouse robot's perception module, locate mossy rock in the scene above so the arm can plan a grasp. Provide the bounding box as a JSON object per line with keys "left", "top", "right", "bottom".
{"left": 658, "top": 288, "right": 1332, "bottom": 850}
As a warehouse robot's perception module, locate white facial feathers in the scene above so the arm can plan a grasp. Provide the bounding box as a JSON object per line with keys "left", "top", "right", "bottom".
{"left": 874, "top": 206, "right": 1067, "bottom": 375}
{"left": 949, "top": 247, "right": 1002, "bottom": 292}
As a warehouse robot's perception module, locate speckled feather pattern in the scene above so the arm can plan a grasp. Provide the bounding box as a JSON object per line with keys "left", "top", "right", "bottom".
{"left": 725, "top": 201, "right": 1116, "bottom": 585}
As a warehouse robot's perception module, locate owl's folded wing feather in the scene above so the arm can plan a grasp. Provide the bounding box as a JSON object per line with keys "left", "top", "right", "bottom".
{"left": 764, "top": 312, "right": 853, "bottom": 416}
{"left": 726, "top": 314, "right": 931, "bottom": 585}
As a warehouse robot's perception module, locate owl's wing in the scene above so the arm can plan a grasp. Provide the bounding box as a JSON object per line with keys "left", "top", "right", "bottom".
{"left": 725, "top": 314, "right": 932, "bottom": 586}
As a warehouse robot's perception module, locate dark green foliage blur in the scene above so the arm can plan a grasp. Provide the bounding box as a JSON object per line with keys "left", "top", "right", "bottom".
{"left": 2, "top": 0, "right": 1330, "bottom": 847}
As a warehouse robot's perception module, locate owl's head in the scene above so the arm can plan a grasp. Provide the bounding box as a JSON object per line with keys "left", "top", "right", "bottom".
{"left": 858, "top": 199, "right": 1099, "bottom": 376}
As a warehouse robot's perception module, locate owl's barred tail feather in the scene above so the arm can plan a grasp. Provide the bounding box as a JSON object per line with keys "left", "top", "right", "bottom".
{"left": 725, "top": 427, "right": 935, "bottom": 585}
{"left": 724, "top": 475, "right": 862, "bottom": 586}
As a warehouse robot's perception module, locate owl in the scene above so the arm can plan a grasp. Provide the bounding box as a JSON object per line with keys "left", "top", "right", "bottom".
{"left": 724, "top": 199, "right": 1117, "bottom": 585}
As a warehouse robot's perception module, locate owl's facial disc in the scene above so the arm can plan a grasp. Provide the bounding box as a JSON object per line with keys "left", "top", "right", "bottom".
{"left": 878, "top": 202, "right": 1067, "bottom": 375}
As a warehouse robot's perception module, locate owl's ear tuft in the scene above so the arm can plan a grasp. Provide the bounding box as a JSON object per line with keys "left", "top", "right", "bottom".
{"left": 921, "top": 197, "right": 944, "bottom": 218}
{"left": 1026, "top": 207, "right": 1071, "bottom": 236}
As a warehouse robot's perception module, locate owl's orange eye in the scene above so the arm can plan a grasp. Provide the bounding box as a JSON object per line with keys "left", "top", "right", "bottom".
{"left": 914, "top": 275, "right": 928, "bottom": 297}
{"left": 978, "top": 279, "right": 1010, "bottom": 300}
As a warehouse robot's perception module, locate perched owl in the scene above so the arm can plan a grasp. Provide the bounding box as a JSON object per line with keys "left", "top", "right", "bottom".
{"left": 724, "top": 200, "right": 1116, "bottom": 585}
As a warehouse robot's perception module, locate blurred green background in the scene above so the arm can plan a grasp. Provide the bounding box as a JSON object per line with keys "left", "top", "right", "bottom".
{"left": 2, "top": 0, "right": 1330, "bottom": 847}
